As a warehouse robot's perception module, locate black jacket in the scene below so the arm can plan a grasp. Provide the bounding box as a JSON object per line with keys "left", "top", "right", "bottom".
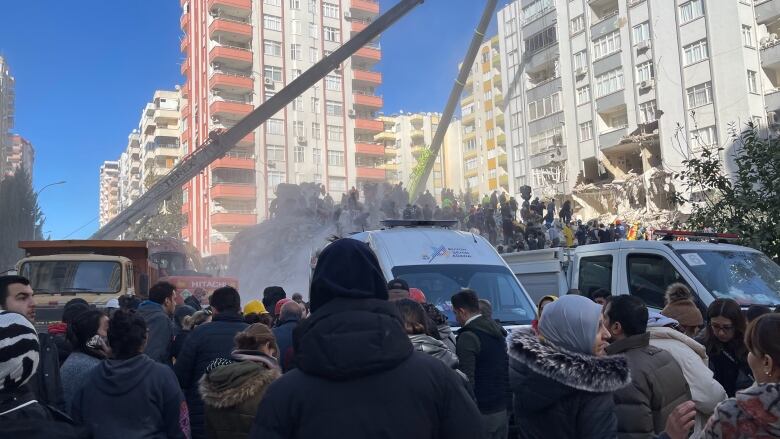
{"left": 71, "top": 354, "right": 189, "bottom": 439}
{"left": 171, "top": 328, "right": 190, "bottom": 360}
{"left": 249, "top": 297, "right": 483, "bottom": 439}
{"left": 0, "top": 387, "right": 87, "bottom": 439}
{"left": 26, "top": 332, "right": 65, "bottom": 411}
{"left": 456, "top": 315, "right": 509, "bottom": 414}
{"left": 137, "top": 300, "right": 174, "bottom": 365}
{"left": 509, "top": 332, "right": 631, "bottom": 439}
{"left": 174, "top": 312, "right": 248, "bottom": 439}
{"left": 272, "top": 319, "right": 299, "bottom": 372}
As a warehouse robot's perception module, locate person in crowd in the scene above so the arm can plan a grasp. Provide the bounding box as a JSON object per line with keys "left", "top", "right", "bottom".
{"left": 171, "top": 304, "right": 196, "bottom": 359}
{"left": 104, "top": 298, "right": 119, "bottom": 318}
{"left": 510, "top": 295, "right": 630, "bottom": 438}
{"left": 697, "top": 299, "right": 752, "bottom": 397}
{"left": 175, "top": 287, "right": 248, "bottom": 439}
{"left": 647, "top": 311, "right": 727, "bottom": 438}
{"left": 272, "top": 300, "right": 302, "bottom": 372}
{"left": 548, "top": 221, "right": 562, "bottom": 248}
{"left": 0, "top": 311, "right": 86, "bottom": 439}
{"left": 395, "top": 299, "right": 463, "bottom": 380}
{"left": 421, "top": 302, "right": 457, "bottom": 352}
{"left": 173, "top": 309, "right": 213, "bottom": 362}
{"left": 0, "top": 275, "right": 64, "bottom": 411}
{"left": 242, "top": 299, "right": 270, "bottom": 326}
{"left": 598, "top": 223, "right": 611, "bottom": 243}
{"left": 409, "top": 287, "right": 427, "bottom": 304}
{"left": 71, "top": 309, "right": 189, "bottom": 439}
{"left": 386, "top": 278, "right": 411, "bottom": 301}
{"left": 200, "top": 323, "right": 281, "bottom": 439}
{"left": 250, "top": 239, "right": 482, "bottom": 439}
{"left": 273, "top": 298, "right": 292, "bottom": 320}
{"left": 746, "top": 304, "right": 772, "bottom": 323}
{"left": 562, "top": 221, "right": 574, "bottom": 247}
{"left": 531, "top": 294, "right": 557, "bottom": 333}
{"left": 184, "top": 292, "right": 203, "bottom": 311}
{"left": 291, "top": 293, "right": 304, "bottom": 304}
{"left": 118, "top": 294, "right": 140, "bottom": 311}
{"left": 604, "top": 295, "right": 691, "bottom": 438}
{"left": 661, "top": 283, "right": 704, "bottom": 338}
{"left": 452, "top": 289, "right": 510, "bottom": 439}
{"left": 60, "top": 309, "right": 110, "bottom": 411}
{"left": 703, "top": 314, "right": 780, "bottom": 438}
{"left": 137, "top": 281, "right": 177, "bottom": 364}
{"left": 49, "top": 298, "right": 90, "bottom": 365}
{"left": 262, "top": 286, "right": 286, "bottom": 320}
{"left": 590, "top": 288, "right": 612, "bottom": 306}
{"left": 479, "top": 298, "right": 493, "bottom": 321}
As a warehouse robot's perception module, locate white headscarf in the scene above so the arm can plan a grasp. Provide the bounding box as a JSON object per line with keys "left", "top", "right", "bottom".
{"left": 538, "top": 295, "right": 603, "bottom": 354}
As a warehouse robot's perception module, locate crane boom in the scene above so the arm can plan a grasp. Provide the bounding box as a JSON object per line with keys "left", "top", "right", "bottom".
{"left": 92, "top": 0, "right": 425, "bottom": 240}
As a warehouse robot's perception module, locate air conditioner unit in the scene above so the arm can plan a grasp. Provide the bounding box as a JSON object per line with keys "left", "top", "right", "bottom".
{"left": 636, "top": 40, "right": 651, "bottom": 52}
{"left": 264, "top": 77, "right": 275, "bottom": 88}
{"left": 575, "top": 67, "right": 588, "bottom": 77}
{"left": 344, "top": 11, "right": 352, "bottom": 21}
{"left": 211, "top": 116, "right": 221, "bottom": 123}
{"left": 768, "top": 111, "right": 779, "bottom": 126}
{"left": 639, "top": 80, "right": 655, "bottom": 89}
{"left": 348, "top": 109, "right": 357, "bottom": 118}
{"left": 297, "top": 136, "right": 307, "bottom": 145}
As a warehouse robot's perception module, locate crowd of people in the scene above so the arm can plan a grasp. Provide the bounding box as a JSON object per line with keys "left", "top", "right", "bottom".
{"left": 1, "top": 240, "right": 779, "bottom": 438}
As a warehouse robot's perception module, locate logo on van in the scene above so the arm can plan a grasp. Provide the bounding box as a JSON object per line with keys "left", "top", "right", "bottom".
{"left": 427, "top": 245, "right": 450, "bottom": 263}
{"left": 422, "top": 245, "right": 473, "bottom": 263}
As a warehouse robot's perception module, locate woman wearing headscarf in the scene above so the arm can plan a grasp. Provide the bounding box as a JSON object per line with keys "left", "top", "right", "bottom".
{"left": 509, "top": 295, "right": 631, "bottom": 439}
{"left": 531, "top": 295, "right": 557, "bottom": 334}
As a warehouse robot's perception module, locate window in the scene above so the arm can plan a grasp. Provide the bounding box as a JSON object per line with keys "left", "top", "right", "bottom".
{"left": 290, "top": 69, "right": 302, "bottom": 80}
{"left": 576, "top": 86, "right": 591, "bottom": 105}
{"left": 636, "top": 61, "right": 654, "bottom": 82}
{"left": 579, "top": 121, "right": 593, "bottom": 141}
{"left": 327, "top": 125, "right": 344, "bottom": 141}
{"left": 291, "top": 20, "right": 301, "bottom": 35}
{"left": 593, "top": 30, "right": 621, "bottom": 59}
{"left": 571, "top": 15, "right": 585, "bottom": 34}
{"left": 309, "top": 23, "right": 319, "bottom": 39}
{"left": 264, "top": 66, "right": 282, "bottom": 82}
{"left": 313, "top": 148, "right": 322, "bottom": 163}
{"left": 294, "top": 146, "right": 305, "bottom": 163}
{"left": 633, "top": 22, "right": 650, "bottom": 44}
{"left": 578, "top": 255, "right": 613, "bottom": 298}
{"left": 627, "top": 254, "right": 688, "bottom": 309}
{"left": 312, "top": 122, "right": 321, "bottom": 139}
{"left": 527, "top": 92, "right": 562, "bottom": 121}
{"left": 311, "top": 97, "right": 320, "bottom": 113}
{"left": 325, "top": 73, "right": 341, "bottom": 91}
{"left": 290, "top": 0, "right": 300, "bottom": 9}
{"left": 266, "top": 119, "right": 284, "bottom": 135}
{"left": 325, "top": 100, "right": 342, "bottom": 116}
{"left": 328, "top": 176, "right": 346, "bottom": 191}
{"left": 465, "top": 158, "right": 478, "bottom": 170}
{"left": 264, "top": 40, "right": 282, "bottom": 57}
{"left": 679, "top": 0, "right": 704, "bottom": 23}
{"left": 263, "top": 15, "right": 282, "bottom": 31}
{"left": 528, "top": 126, "right": 563, "bottom": 155}
{"left": 639, "top": 100, "right": 657, "bottom": 124}
{"left": 573, "top": 51, "right": 587, "bottom": 70}
{"left": 324, "top": 26, "right": 340, "bottom": 43}
{"left": 684, "top": 40, "right": 708, "bottom": 65}
{"left": 742, "top": 25, "right": 753, "bottom": 47}
{"left": 264, "top": 0, "right": 280, "bottom": 5}
{"left": 266, "top": 144, "right": 285, "bottom": 162}
{"left": 309, "top": 47, "right": 318, "bottom": 62}
{"left": 290, "top": 43, "right": 302, "bottom": 60}
{"left": 327, "top": 150, "right": 344, "bottom": 166}
{"left": 748, "top": 70, "right": 758, "bottom": 93}
{"left": 464, "top": 138, "right": 477, "bottom": 151}
{"left": 594, "top": 68, "right": 624, "bottom": 98}
{"left": 268, "top": 171, "right": 285, "bottom": 192}
{"left": 686, "top": 82, "right": 712, "bottom": 107}
{"left": 690, "top": 126, "right": 718, "bottom": 147}
{"left": 524, "top": 25, "right": 557, "bottom": 52}
{"left": 292, "top": 97, "right": 303, "bottom": 111}
{"left": 323, "top": 2, "right": 339, "bottom": 18}
{"left": 293, "top": 120, "right": 305, "bottom": 136}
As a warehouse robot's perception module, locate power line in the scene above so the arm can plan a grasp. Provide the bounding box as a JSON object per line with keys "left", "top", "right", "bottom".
{"left": 62, "top": 216, "right": 99, "bottom": 239}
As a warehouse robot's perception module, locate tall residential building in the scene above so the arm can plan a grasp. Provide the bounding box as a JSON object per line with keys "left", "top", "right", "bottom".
{"left": 498, "top": 0, "right": 770, "bottom": 211}
{"left": 118, "top": 131, "right": 142, "bottom": 211}
{"left": 375, "top": 112, "right": 464, "bottom": 196}
{"left": 0, "top": 57, "right": 15, "bottom": 178}
{"left": 3, "top": 134, "right": 34, "bottom": 179}
{"left": 138, "top": 90, "right": 185, "bottom": 189}
{"left": 179, "top": 0, "right": 383, "bottom": 257}
{"left": 459, "top": 35, "right": 509, "bottom": 201}
{"left": 99, "top": 161, "right": 120, "bottom": 227}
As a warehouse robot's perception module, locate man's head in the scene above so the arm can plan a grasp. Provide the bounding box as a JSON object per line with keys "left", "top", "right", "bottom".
{"left": 603, "top": 295, "right": 648, "bottom": 341}
{"left": 291, "top": 293, "right": 304, "bottom": 304}
{"left": 210, "top": 286, "right": 242, "bottom": 314}
{"left": 479, "top": 298, "right": 493, "bottom": 320}
{"left": 387, "top": 278, "right": 410, "bottom": 302}
{"left": 279, "top": 300, "right": 303, "bottom": 322}
{"left": 0, "top": 311, "right": 40, "bottom": 393}
{"left": 262, "top": 286, "right": 287, "bottom": 317}
{"left": 0, "top": 275, "right": 35, "bottom": 322}
{"left": 451, "top": 289, "right": 481, "bottom": 326}
{"left": 148, "top": 281, "right": 177, "bottom": 316}
{"left": 590, "top": 289, "right": 612, "bottom": 306}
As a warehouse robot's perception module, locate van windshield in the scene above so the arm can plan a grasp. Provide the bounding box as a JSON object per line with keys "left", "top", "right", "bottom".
{"left": 675, "top": 250, "right": 780, "bottom": 306}
{"left": 391, "top": 264, "right": 536, "bottom": 326}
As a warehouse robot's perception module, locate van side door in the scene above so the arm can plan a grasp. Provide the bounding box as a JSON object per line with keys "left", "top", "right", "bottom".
{"left": 572, "top": 250, "right": 617, "bottom": 298}
{"left": 618, "top": 248, "right": 697, "bottom": 310}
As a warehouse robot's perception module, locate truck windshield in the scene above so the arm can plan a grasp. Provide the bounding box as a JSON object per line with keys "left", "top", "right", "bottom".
{"left": 391, "top": 264, "right": 535, "bottom": 326}
{"left": 20, "top": 261, "right": 122, "bottom": 294}
{"left": 676, "top": 250, "right": 780, "bottom": 306}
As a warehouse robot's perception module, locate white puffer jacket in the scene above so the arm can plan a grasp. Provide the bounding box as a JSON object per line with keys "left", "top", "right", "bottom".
{"left": 648, "top": 326, "right": 728, "bottom": 438}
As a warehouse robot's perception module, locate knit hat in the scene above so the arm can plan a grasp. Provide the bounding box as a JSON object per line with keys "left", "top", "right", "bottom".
{"left": 661, "top": 283, "right": 704, "bottom": 327}
{"left": 274, "top": 298, "right": 292, "bottom": 317}
{"left": 409, "top": 288, "right": 426, "bottom": 304}
{"left": 0, "top": 311, "right": 40, "bottom": 391}
{"left": 243, "top": 299, "right": 268, "bottom": 315}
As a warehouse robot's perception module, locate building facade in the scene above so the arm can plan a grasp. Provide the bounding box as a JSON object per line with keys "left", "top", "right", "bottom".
{"left": 459, "top": 35, "right": 510, "bottom": 201}
{"left": 118, "top": 131, "right": 142, "bottom": 211}
{"left": 99, "top": 161, "right": 120, "bottom": 227}
{"left": 4, "top": 134, "right": 34, "bottom": 179}
{"left": 498, "top": 0, "right": 771, "bottom": 213}
{"left": 138, "top": 90, "right": 185, "bottom": 190}
{"left": 0, "top": 57, "right": 15, "bottom": 178}
{"left": 179, "top": 0, "right": 383, "bottom": 256}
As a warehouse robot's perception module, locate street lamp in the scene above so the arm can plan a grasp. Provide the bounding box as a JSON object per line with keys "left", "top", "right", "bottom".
{"left": 36, "top": 180, "right": 67, "bottom": 196}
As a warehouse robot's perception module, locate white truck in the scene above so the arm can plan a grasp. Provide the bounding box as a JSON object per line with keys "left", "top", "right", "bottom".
{"left": 503, "top": 232, "right": 780, "bottom": 310}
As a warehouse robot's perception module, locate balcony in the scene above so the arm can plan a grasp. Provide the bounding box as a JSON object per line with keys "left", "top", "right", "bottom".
{"left": 209, "top": 45, "right": 253, "bottom": 70}
{"left": 411, "top": 129, "right": 425, "bottom": 140}
{"left": 213, "top": 155, "right": 255, "bottom": 170}
{"left": 181, "top": 13, "right": 190, "bottom": 32}
{"left": 210, "top": 183, "right": 256, "bottom": 199}
{"left": 210, "top": 100, "right": 253, "bottom": 118}
{"left": 353, "top": 69, "right": 382, "bottom": 86}
{"left": 211, "top": 212, "right": 257, "bottom": 227}
{"left": 351, "top": 0, "right": 380, "bottom": 16}
{"left": 207, "top": 0, "right": 252, "bottom": 18}
{"left": 762, "top": 39, "right": 780, "bottom": 71}
{"left": 356, "top": 166, "right": 386, "bottom": 181}
{"left": 351, "top": 19, "right": 369, "bottom": 33}
{"left": 353, "top": 92, "right": 383, "bottom": 108}
{"left": 237, "top": 132, "right": 255, "bottom": 148}
{"left": 210, "top": 72, "right": 254, "bottom": 94}
{"left": 766, "top": 89, "right": 780, "bottom": 112}
{"left": 591, "top": 11, "right": 620, "bottom": 40}
{"left": 209, "top": 18, "right": 252, "bottom": 43}
{"left": 181, "top": 58, "right": 190, "bottom": 76}
{"left": 355, "top": 118, "right": 384, "bottom": 133}
{"left": 599, "top": 126, "right": 629, "bottom": 151}
{"left": 356, "top": 142, "right": 385, "bottom": 156}
{"left": 410, "top": 113, "right": 424, "bottom": 126}
{"left": 180, "top": 37, "right": 189, "bottom": 53}
{"left": 353, "top": 47, "right": 381, "bottom": 65}
{"left": 756, "top": 0, "right": 780, "bottom": 25}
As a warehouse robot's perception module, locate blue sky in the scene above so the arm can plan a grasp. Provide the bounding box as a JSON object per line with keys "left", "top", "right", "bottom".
{"left": 0, "top": 0, "right": 500, "bottom": 239}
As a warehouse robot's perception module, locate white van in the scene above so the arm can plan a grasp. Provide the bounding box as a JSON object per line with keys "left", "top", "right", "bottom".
{"left": 347, "top": 220, "right": 538, "bottom": 329}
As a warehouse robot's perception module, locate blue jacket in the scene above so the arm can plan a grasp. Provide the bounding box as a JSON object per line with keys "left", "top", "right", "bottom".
{"left": 272, "top": 318, "right": 299, "bottom": 372}
{"left": 137, "top": 301, "right": 174, "bottom": 365}
{"left": 174, "top": 312, "right": 247, "bottom": 439}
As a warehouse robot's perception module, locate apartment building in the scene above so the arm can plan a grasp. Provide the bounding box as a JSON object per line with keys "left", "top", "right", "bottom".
{"left": 180, "top": 0, "right": 383, "bottom": 257}
{"left": 138, "top": 90, "right": 185, "bottom": 190}
{"left": 99, "top": 161, "right": 120, "bottom": 227}
{"left": 118, "top": 131, "right": 142, "bottom": 211}
{"left": 459, "top": 35, "right": 510, "bottom": 201}
{"left": 498, "top": 0, "right": 769, "bottom": 210}
{"left": 0, "top": 57, "right": 15, "bottom": 178}
{"left": 4, "top": 134, "right": 34, "bottom": 179}
{"left": 375, "top": 112, "right": 463, "bottom": 196}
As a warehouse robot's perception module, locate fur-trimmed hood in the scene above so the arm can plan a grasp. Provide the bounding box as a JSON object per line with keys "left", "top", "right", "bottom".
{"left": 199, "top": 360, "right": 280, "bottom": 409}
{"left": 509, "top": 332, "right": 630, "bottom": 394}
